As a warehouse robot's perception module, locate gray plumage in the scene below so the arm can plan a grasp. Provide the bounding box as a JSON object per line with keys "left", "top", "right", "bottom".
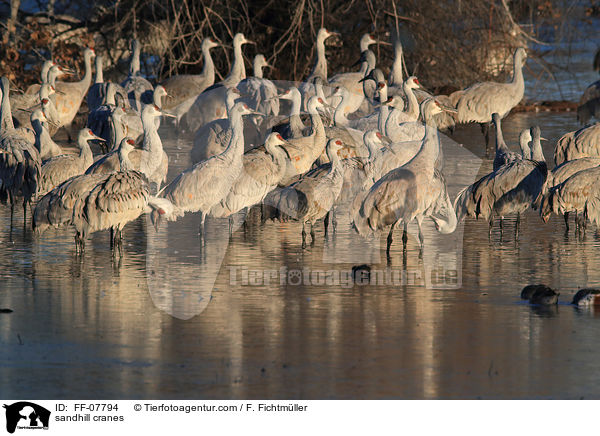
{"left": 120, "top": 40, "right": 153, "bottom": 112}
{"left": 352, "top": 99, "right": 457, "bottom": 253}
{"left": 37, "top": 128, "right": 99, "bottom": 197}
{"left": 0, "top": 78, "right": 41, "bottom": 218}
{"left": 455, "top": 126, "right": 547, "bottom": 235}
{"left": 554, "top": 122, "right": 600, "bottom": 166}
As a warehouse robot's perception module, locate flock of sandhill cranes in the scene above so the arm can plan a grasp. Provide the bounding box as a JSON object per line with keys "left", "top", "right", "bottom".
{"left": 1, "top": 28, "right": 600, "bottom": 257}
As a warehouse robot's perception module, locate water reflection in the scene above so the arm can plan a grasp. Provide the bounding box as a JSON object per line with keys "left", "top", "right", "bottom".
{"left": 3, "top": 112, "right": 600, "bottom": 399}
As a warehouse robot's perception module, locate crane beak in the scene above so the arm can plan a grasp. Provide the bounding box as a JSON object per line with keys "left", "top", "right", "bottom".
{"left": 377, "top": 41, "right": 393, "bottom": 46}
{"left": 540, "top": 137, "right": 549, "bottom": 141}
{"left": 244, "top": 39, "right": 256, "bottom": 45}
{"left": 160, "top": 110, "right": 177, "bottom": 118}
{"left": 150, "top": 209, "right": 162, "bottom": 232}
{"left": 60, "top": 67, "right": 76, "bottom": 75}
{"left": 54, "top": 89, "right": 65, "bottom": 95}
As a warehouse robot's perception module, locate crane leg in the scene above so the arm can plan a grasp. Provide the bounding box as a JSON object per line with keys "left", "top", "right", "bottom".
{"left": 387, "top": 221, "right": 396, "bottom": 258}
{"left": 229, "top": 216, "right": 234, "bottom": 237}
{"left": 402, "top": 222, "right": 408, "bottom": 252}
{"left": 332, "top": 208, "right": 337, "bottom": 234}
{"left": 324, "top": 212, "right": 330, "bottom": 237}
{"left": 515, "top": 213, "right": 520, "bottom": 239}
{"left": 22, "top": 200, "right": 27, "bottom": 228}
{"left": 488, "top": 217, "right": 493, "bottom": 240}
{"left": 310, "top": 221, "right": 315, "bottom": 246}
{"left": 302, "top": 221, "right": 307, "bottom": 249}
{"left": 499, "top": 217, "right": 504, "bottom": 237}
{"left": 198, "top": 212, "right": 206, "bottom": 242}
{"left": 564, "top": 212, "right": 570, "bottom": 232}
{"left": 416, "top": 218, "right": 424, "bottom": 258}
{"left": 480, "top": 123, "right": 490, "bottom": 152}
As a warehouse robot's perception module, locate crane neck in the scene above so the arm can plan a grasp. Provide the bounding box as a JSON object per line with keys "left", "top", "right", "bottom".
{"left": 519, "top": 131, "right": 531, "bottom": 159}
{"left": 254, "top": 58, "right": 265, "bottom": 79}
{"left": 0, "top": 81, "right": 15, "bottom": 130}
{"left": 310, "top": 37, "right": 328, "bottom": 80}
{"left": 142, "top": 113, "right": 161, "bottom": 153}
{"left": 333, "top": 92, "right": 350, "bottom": 126}
{"left": 201, "top": 43, "right": 216, "bottom": 85}
{"left": 118, "top": 146, "right": 134, "bottom": 171}
{"left": 41, "top": 61, "right": 53, "bottom": 83}
{"left": 389, "top": 41, "right": 404, "bottom": 86}
{"left": 79, "top": 53, "right": 94, "bottom": 92}
{"left": 222, "top": 108, "right": 245, "bottom": 161}
{"left": 110, "top": 114, "right": 125, "bottom": 151}
{"left": 410, "top": 103, "right": 442, "bottom": 171}
{"left": 78, "top": 137, "right": 94, "bottom": 164}
{"left": 105, "top": 84, "right": 117, "bottom": 106}
{"left": 47, "top": 68, "right": 59, "bottom": 88}
{"left": 95, "top": 57, "right": 104, "bottom": 84}
{"left": 377, "top": 87, "right": 389, "bottom": 134}
{"left": 327, "top": 146, "right": 342, "bottom": 175}
{"left": 33, "top": 118, "right": 61, "bottom": 159}
{"left": 493, "top": 118, "right": 509, "bottom": 155}
{"left": 530, "top": 132, "right": 545, "bottom": 162}
{"left": 130, "top": 42, "right": 141, "bottom": 76}
{"left": 226, "top": 41, "right": 247, "bottom": 85}
{"left": 403, "top": 83, "right": 420, "bottom": 120}
{"left": 307, "top": 101, "right": 325, "bottom": 139}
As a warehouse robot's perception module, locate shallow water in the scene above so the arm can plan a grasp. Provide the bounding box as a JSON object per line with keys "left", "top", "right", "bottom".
{"left": 3, "top": 107, "right": 600, "bottom": 399}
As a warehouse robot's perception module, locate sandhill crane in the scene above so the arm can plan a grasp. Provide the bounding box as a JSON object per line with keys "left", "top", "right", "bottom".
{"left": 491, "top": 113, "right": 519, "bottom": 171}
{"left": 275, "top": 96, "right": 329, "bottom": 185}
{"left": 388, "top": 36, "right": 404, "bottom": 87}
{"left": 10, "top": 83, "right": 57, "bottom": 131}
{"left": 536, "top": 156, "right": 600, "bottom": 232}
{"left": 352, "top": 99, "right": 457, "bottom": 255}
{"left": 518, "top": 127, "right": 532, "bottom": 159}
{"left": 161, "top": 38, "right": 219, "bottom": 110}
{"left": 455, "top": 125, "right": 547, "bottom": 238}
{"left": 328, "top": 43, "right": 377, "bottom": 114}
{"left": 121, "top": 39, "right": 153, "bottom": 112}
{"left": 87, "top": 105, "right": 172, "bottom": 191}
{"left": 87, "top": 82, "right": 121, "bottom": 146}
{"left": 269, "top": 87, "right": 305, "bottom": 139}
{"left": 178, "top": 34, "right": 253, "bottom": 133}
{"left": 209, "top": 132, "right": 291, "bottom": 219}
{"left": 53, "top": 47, "right": 95, "bottom": 141}
{"left": 0, "top": 78, "right": 41, "bottom": 224}
{"left": 578, "top": 80, "right": 600, "bottom": 125}
{"left": 299, "top": 28, "right": 339, "bottom": 110}
{"left": 554, "top": 122, "right": 600, "bottom": 166}
{"left": 34, "top": 140, "right": 165, "bottom": 254}
{"left": 190, "top": 88, "right": 243, "bottom": 164}
{"left": 454, "top": 47, "right": 526, "bottom": 147}
{"left": 540, "top": 165, "right": 600, "bottom": 237}
{"left": 577, "top": 48, "right": 600, "bottom": 124}
{"left": 238, "top": 54, "right": 279, "bottom": 119}
{"left": 31, "top": 106, "right": 62, "bottom": 159}
{"left": 269, "top": 138, "right": 345, "bottom": 248}
{"left": 87, "top": 55, "right": 106, "bottom": 113}
{"left": 37, "top": 129, "right": 101, "bottom": 197}
{"left": 156, "top": 103, "right": 258, "bottom": 237}
{"left": 85, "top": 138, "right": 136, "bottom": 174}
